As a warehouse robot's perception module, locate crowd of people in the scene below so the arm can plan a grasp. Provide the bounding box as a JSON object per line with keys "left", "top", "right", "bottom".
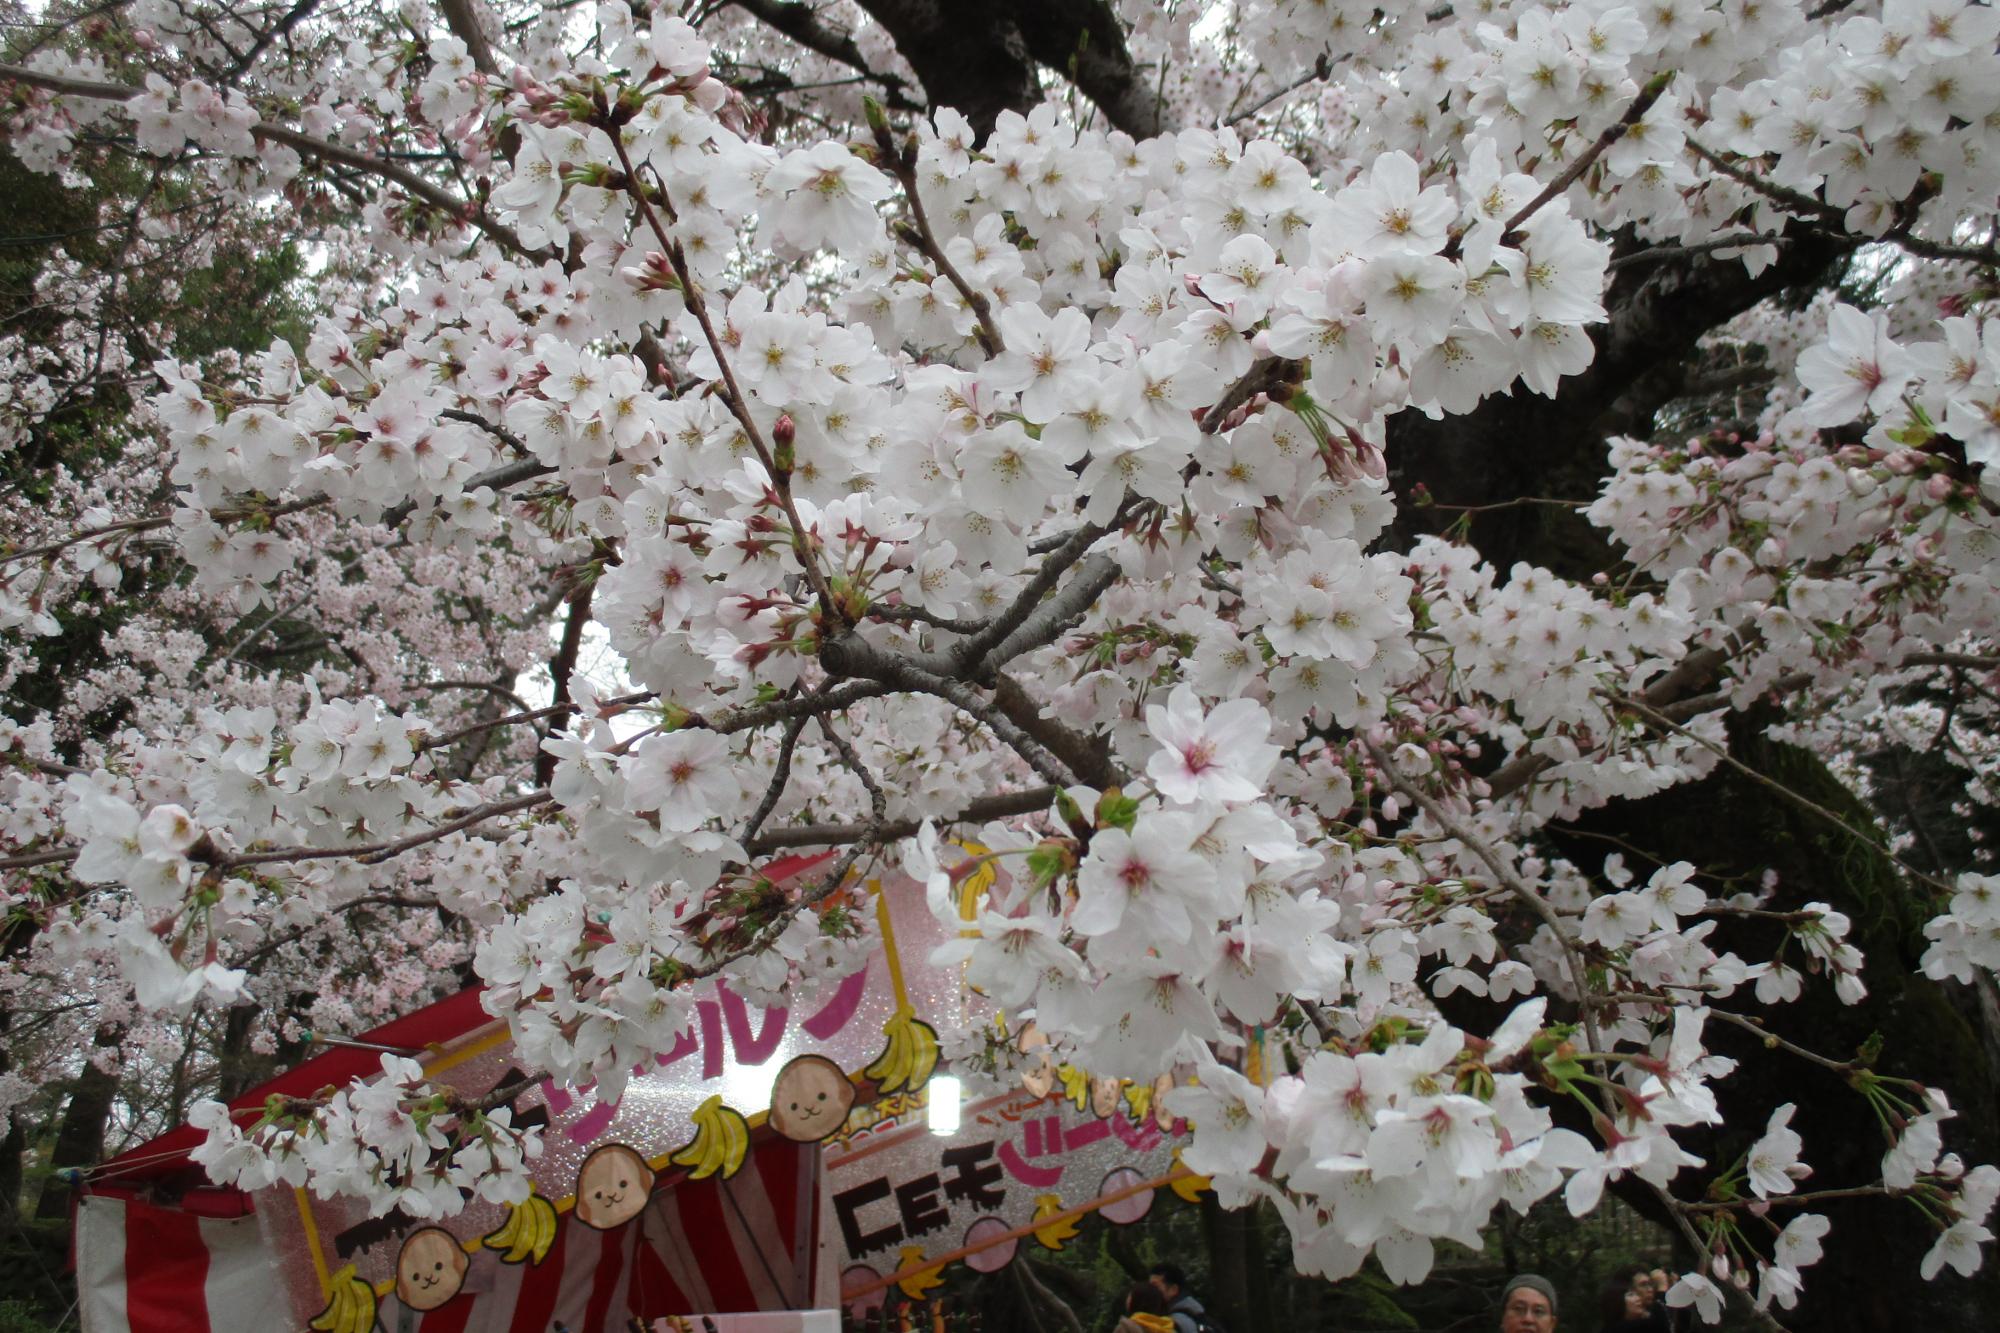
{"left": 1107, "top": 1262, "right": 1679, "bottom": 1333}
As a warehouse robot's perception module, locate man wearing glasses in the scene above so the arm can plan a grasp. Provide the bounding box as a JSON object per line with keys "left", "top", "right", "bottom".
{"left": 1501, "top": 1275, "right": 1560, "bottom": 1333}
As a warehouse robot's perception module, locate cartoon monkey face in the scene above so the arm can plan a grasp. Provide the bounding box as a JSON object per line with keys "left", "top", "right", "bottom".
{"left": 574, "top": 1143, "right": 655, "bottom": 1230}
{"left": 1018, "top": 1022, "right": 1056, "bottom": 1100}
{"left": 769, "top": 1054, "right": 856, "bottom": 1142}
{"left": 1090, "top": 1073, "right": 1125, "bottom": 1119}
{"left": 395, "top": 1227, "right": 469, "bottom": 1311}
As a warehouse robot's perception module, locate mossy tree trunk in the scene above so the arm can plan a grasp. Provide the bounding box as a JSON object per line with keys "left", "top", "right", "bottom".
{"left": 1538, "top": 720, "right": 2000, "bottom": 1331}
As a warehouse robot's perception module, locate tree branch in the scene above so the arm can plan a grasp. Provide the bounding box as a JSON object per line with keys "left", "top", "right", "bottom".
{"left": 727, "top": 0, "right": 921, "bottom": 110}
{"left": 1364, "top": 736, "right": 1608, "bottom": 1063}
{"left": 0, "top": 63, "right": 550, "bottom": 261}
{"left": 746, "top": 785, "right": 1056, "bottom": 852}
{"left": 438, "top": 0, "right": 503, "bottom": 76}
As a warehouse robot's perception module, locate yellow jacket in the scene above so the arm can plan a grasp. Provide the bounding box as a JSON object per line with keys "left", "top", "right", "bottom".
{"left": 1117, "top": 1316, "right": 1178, "bottom": 1333}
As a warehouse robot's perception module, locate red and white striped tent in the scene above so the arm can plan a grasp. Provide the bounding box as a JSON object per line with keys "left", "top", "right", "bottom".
{"left": 75, "top": 987, "right": 825, "bottom": 1333}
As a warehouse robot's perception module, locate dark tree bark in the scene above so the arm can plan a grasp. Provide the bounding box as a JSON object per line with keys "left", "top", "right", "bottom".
{"left": 848, "top": 0, "right": 1172, "bottom": 140}
{"left": 0, "top": 1065, "right": 23, "bottom": 1220}
{"left": 1198, "top": 1191, "right": 1257, "bottom": 1331}
{"left": 214, "top": 1003, "right": 276, "bottom": 1102}
{"left": 1388, "top": 227, "right": 1851, "bottom": 573}
{"left": 1544, "top": 725, "right": 2000, "bottom": 1332}
{"left": 35, "top": 1023, "right": 122, "bottom": 1219}
{"left": 1381, "top": 210, "right": 2000, "bottom": 1331}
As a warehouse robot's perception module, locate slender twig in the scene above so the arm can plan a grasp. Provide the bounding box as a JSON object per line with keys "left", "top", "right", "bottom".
{"left": 0, "top": 63, "right": 550, "bottom": 261}
{"left": 1363, "top": 738, "right": 1610, "bottom": 1070}
{"left": 1688, "top": 138, "right": 2000, "bottom": 268}
{"left": 534, "top": 581, "right": 597, "bottom": 787}
{"left": 740, "top": 711, "right": 809, "bottom": 846}
{"left": 1699, "top": 1005, "right": 1863, "bottom": 1075}
{"left": 686, "top": 680, "right": 891, "bottom": 734}
{"left": 816, "top": 713, "right": 888, "bottom": 826}
{"left": 1226, "top": 52, "right": 1336, "bottom": 127}
{"left": 217, "top": 789, "right": 552, "bottom": 868}
{"left": 1493, "top": 70, "right": 1676, "bottom": 242}
{"left": 1606, "top": 692, "right": 1955, "bottom": 897}
{"left": 613, "top": 136, "right": 841, "bottom": 619}
{"left": 870, "top": 119, "right": 1002, "bottom": 355}
{"left": 417, "top": 689, "right": 653, "bottom": 754}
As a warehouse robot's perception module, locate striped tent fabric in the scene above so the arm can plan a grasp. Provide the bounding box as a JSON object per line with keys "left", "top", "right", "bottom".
{"left": 411, "top": 1218, "right": 638, "bottom": 1333}
{"left": 76, "top": 1192, "right": 291, "bottom": 1333}
{"left": 79, "top": 1140, "right": 815, "bottom": 1333}
{"left": 629, "top": 1136, "right": 818, "bottom": 1319}
{"left": 404, "top": 1134, "right": 812, "bottom": 1330}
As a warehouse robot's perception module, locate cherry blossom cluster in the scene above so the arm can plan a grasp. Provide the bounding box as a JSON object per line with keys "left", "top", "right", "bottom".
{"left": 8, "top": 0, "right": 2000, "bottom": 1317}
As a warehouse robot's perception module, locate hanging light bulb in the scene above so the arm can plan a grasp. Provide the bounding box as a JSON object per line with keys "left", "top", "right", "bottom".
{"left": 927, "top": 1075, "right": 962, "bottom": 1136}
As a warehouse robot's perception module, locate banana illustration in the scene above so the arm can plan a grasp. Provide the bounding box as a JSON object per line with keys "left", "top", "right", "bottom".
{"left": 863, "top": 1004, "right": 940, "bottom": 1095}
{"left": 949, "top": 838, "right": 996, "bottom": 920}
{"left": 1057, "top": 1062, "right": 1092, "bottom": 1112}
{"left": 1032, "top": 1194, "right": 1079, "bottom": 1250}
{"left": 670, "top": 1094, "right": 750, "bottom": 1180}
{"left": 308, "top": 1263, "right": 378, "bottom": 1333}
{"left": 482, "top": 1192, "right": 558, "bottom": 1265}
{"left": 1123, "top": 1079, "right": 1153, "bottom": 1124}
{"left": 1169, "top": 1147, "right": 1212, "bottom": 1203}
{"left": 894, "top": 1243, "right": 945, "bottom": 1300}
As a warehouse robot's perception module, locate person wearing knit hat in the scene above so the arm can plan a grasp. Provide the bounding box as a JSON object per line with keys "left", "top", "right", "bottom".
{"left": 1501, "top": 1274, "right": 1560, "bottom": 1333}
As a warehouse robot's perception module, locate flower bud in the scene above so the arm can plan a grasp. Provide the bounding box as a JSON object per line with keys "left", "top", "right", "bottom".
{"left": 771, "top": 413, "right": 796, "bottom": 483}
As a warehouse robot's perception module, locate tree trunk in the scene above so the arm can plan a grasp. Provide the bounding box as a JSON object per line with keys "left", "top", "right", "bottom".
{"left": 35, "top": 1024, "right": 122, "bottom": 1220}
{"left": 0, "top": 1106, "right": 24, "bottom": 1222}
{"left": 849, "top": 0, "right": 1174, "bottom": 141}
{"left": 1198, "top": 1191, "right": 1255, "bottom": 1330}
{"left": 1541, "top": 723, "right": 2000, "bottom": 1331}
{"left": 215, "top": 1003, "right": 273, "bottom": 1102}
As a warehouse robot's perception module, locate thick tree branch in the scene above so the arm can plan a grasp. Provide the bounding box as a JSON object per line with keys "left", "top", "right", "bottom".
{"left": 849, "top": 0, "right": 1174, "bottom": 141}
{"left": 438, "top": 0, "right": 502, "bottom": 76}
{"left": 727, "top": 0, "right": 921, "bottom": 110}
{"left": 747, "top": 785, "right": 1056, "bottom": 852}
{"left": 1013, "top": 0, "right": 1173, "bottom": 139}
{"left": 991, "top": 672, "right": 1118, "bottom": 789}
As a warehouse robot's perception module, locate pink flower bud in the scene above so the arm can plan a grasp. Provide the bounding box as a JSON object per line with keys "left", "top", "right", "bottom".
{"left": 1926, "top": 474, "right": 1953, "bottom": 501}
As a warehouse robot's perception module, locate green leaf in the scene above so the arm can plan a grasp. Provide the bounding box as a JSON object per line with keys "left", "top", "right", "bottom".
{"left": 1095, "top": 788, "right": 1140, "bottom": 832}
{"left": 1026, "top": 844, "right": 1067, "bottom": 888}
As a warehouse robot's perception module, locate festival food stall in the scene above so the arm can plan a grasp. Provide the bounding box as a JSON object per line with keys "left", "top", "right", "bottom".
{"left": 73, "top": 858, "right": 1207, "bottom": 1332}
